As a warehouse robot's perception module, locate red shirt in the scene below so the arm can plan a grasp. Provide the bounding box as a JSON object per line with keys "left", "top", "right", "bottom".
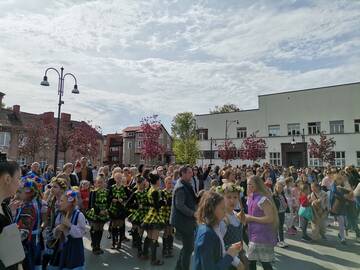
{"left": 299, "top": 194, "right": 309, "bottom": 207}
{"left": 80, "top": 189, "right": 90, "bottom": 209}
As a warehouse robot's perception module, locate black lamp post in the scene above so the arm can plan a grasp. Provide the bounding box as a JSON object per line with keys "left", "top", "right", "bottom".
{"left": 40, "top": 67, "right": 79, "bottom": 171}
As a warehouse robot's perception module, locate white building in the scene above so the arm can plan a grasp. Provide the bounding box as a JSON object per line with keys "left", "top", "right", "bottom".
{"left": 195, "top": 82, "right": 360, "bottom": 168}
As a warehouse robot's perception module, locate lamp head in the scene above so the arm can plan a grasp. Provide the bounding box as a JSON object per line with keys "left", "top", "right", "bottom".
{"left": 40, "top": 76, "right": 49, "bottom": 86}
{"left": 72, "top": 84, "right": 79, "bottom": 94}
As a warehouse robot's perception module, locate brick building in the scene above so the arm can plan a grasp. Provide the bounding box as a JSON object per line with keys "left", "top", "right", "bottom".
{"left": 0, "top": 92, "right": 103, "bottom": 169}
{"left": 103, "top": 133, "right": 123, "bottom": 166}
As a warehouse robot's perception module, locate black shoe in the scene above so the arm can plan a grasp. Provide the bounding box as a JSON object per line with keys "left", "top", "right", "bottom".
{"left": 301, "top": 235, "right": 312, "bottom": 242}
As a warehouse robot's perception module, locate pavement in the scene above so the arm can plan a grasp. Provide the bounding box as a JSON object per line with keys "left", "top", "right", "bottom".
{"left": 84, "top": 222, "right": 360, "bottom": 270}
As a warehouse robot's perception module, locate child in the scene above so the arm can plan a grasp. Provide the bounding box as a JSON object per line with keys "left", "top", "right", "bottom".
{"left": 15, "top": 179, "right": 43, "bottom": 270}
{"left": 292, "top": 180, "right": 301, "bottom": 230}
{"left": 273, "top": 182, "right": 289, "bottom": 248}
{"left": 79, "top": 180, "right": 90, "bottom": 212}
{"left": 86, "top": 175, "right": 109, "bottom": 255}
{"left": 298, "top": 183, "right": 312, "bottom": 242}
{"left": 217, "top": 183, "right": 247, "bottom": 270}
{"left": 43, "top": 177, "right": 67, "bottom": 269}
{"left": 127, "top": 176, "right": 149, "bottom": 258}
{"left": 108, "top": 172, "right": 128, "bottom": 249}
{"left": 142, "top": 173, "right": 166, "bottom": 265}
{"left": 160, "top": 176, "right": 174, "bottom": 258}
{"left": 310, "top": 182, "right": 328, "bottom": 241}
{"left": 52, "top": 190, "right": 86, "bottom": 270}
{"left": 283, "top": 177, "right": 297, "bottom": 235}
{"left": 193, "top": 191, "right": 243, "bottom": 270}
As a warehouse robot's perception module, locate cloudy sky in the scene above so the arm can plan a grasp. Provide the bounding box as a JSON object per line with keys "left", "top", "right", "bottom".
{"left": 0, "top": 0, "right": 359, "bottom": 133}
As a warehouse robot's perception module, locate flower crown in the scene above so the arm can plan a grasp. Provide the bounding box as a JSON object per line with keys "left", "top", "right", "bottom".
{"left": 216, "top": 184, "right": 244, "bottom": 194}
{"left": 65, "top": 190, "right": 78, "bottom": 202}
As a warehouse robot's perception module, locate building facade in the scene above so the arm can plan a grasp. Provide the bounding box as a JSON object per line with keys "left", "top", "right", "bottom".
{"left": 122, "top": 125, "right": 173, "bottom": 166}
{"left": 195, "top": 82, "right": 360, "bottom": 168}
{"left": 0, "top": 92, "right": 104, "bottom": 169}
{"left": 103, "top": 133, "right": 123, "bottom": 166}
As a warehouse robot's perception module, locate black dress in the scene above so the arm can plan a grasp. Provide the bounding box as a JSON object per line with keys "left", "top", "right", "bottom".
{"left": 0, "top": 200, "right": 20, "bottom": 270}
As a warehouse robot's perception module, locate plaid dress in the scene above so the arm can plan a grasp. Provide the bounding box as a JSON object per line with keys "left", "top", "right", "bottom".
{"left": 86, "top": 188, "right": 109, "bottom": 222}
{"left": 143, "top": 187, "right": 165, "bottom": 229}
{"left": 159, "top": 189, "right": 172, "bottom": 225}
{"left": 127, "top": 189, "right": 149, "bottom": 226}
{"left": 108, "top": 185, "right": 128, "bottom": 220}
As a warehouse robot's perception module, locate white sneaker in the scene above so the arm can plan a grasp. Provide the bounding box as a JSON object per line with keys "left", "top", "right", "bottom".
{"left": 277, "top": 242, "right": 285, "bottom": 248}
{"left": 282, "top": 241, "right": 289, "bottom": 247}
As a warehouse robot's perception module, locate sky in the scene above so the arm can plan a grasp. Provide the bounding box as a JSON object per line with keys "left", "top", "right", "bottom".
{"left": 0, "top": 0, "right": 359, "bottom": 134}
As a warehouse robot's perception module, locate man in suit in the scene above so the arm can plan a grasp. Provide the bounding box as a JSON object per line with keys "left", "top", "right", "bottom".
{"left": 76, "top": 157, "right": 94, "bottom": 185}
{"left": 170, "top": 165, "right": 196, "bottom": 270}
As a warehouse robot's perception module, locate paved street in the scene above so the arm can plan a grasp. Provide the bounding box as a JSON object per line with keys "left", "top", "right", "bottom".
{"left": 84, "top": 223, "right": 360, "bottom": 270}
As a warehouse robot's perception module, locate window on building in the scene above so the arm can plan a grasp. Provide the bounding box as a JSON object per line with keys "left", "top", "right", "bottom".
{"left": 309, "top": 154, "right": 322, "bottom": 167}
{"left": 329, "top": 120, "right": 344, "bottom": 134}
{"left": 58, "top": 160, "right": 64, "bottom": 169}
{"left": 110, "top": 146, "right": 119, "bottom": 152}
{"left": 127, "top": 132, "right": 135, "bottom": 137}
{"left": 332, "top": 151, "right": 345, "bottom": 167}
{"left": 111, "top": 156, "right": 119, "bottom": 161}
{"left": 198, "top": 129, "right": 208, "bottom": 140}
{"left": 268, "top": 125, "right": 280, "bottom": 137}
{"left": 357, "top": 151, "right": 360, "bottom": 167}
{"left": 269, "top": 152, "right": 281, "bottom": 166}
{"left": 308, "top": 122, "right": 321, "bottom": 135}
{"left": 17, "top": 157, "right": 26, "bottom": 166}
{"left": 237, "top": 127, "right": 247, "bottom": 139}
{"left": 287, "top": 123, "right": 300, "bottom": 136}
{"left": 128, "top": 142, "right": 132, "bottom": 149}
{"left": 137, "top": 141, "right": 142, "bottom": 148}
{"left": 354, "top": 120, "right": 360, "bottom": 133}
{"left": 0, "top": 132, "right": 11, "bottom": 147}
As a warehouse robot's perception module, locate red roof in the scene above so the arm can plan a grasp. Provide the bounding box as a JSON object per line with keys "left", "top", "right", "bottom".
{"left": 123, "top": 126, "right": 142, "bottom": 132}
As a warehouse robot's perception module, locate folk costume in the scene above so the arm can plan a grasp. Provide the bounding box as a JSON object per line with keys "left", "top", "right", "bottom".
{"left": 108, "top": 184, "right": 128, "bottom": 249}
{"left": 160, "top": 189, "right": 174, "bottom": 258}
{"left": 127, "top": 184, "right": 149, "bottom": 257}
{"left": 51, "top": 194, "right": 86, "bottom": 270}
{"left": 86, "top": 187, "right": 109, "bottom": 254}
{"left": 15, "top": 180, "right": 43, "bottom": 270}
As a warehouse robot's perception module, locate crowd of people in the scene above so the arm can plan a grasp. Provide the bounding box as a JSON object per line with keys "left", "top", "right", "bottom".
{"left": 0, "top": 158, "right": 359, "bottom": 270}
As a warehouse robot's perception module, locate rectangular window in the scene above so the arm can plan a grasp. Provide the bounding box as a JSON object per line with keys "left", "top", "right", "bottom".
{"left": 330, "top": 120, "right": 344, "bottom": 134}
{"left": 355, "top": 120, "right": 360, "bottom": 133}
{"left": 287, "top": 123, "right": 300, "bottom": 136}
{"left": 332, "top": 151, "right": 345, "bottom": 167}
{"left": 110, "top": 146, "right": 119, "bottom": 152}
{"left": 17, "top": 157, "right": 26, "bottom": 166}
{"left": 357, "top": 151, "right": 360, "bottom": 167}
{"left": 237, "top": 127, "right": 247, "bottom": 139}
{"left": 309, "top": 154, "right": 322, "bottom": 167}
{"left": 198, "top": 129, "right": 208, "bottom": 140}
{"left": 127, "top": 132, "right": 135, "bottom": 137}
{"left": 0, "top": 132, "right": 11, "bottom": 147}
{"left": 308, "top": 122, "right": 321, "bottom": 135}
{"left": 268, "top": 125, "right": 280, "bottom": 137}
{"left": 128, "top": 142, "right": 132, "bottom": 149}
{"left": 269, "top": 152, "right": 281, "bottom": 166}
{"left": 137, "top": 141, "right": 142, "bottom": 148}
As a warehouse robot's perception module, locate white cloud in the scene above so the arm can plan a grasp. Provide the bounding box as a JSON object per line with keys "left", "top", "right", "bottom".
{"left": 0, "top": 0, "right": 359, "bottom": 133}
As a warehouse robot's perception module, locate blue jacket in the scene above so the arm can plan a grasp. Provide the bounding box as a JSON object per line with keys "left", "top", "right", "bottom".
{"left": 192, "top": 224, "right": 233, "bottom": 270}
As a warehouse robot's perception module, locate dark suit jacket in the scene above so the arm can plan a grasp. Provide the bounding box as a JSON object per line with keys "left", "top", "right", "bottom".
{"left": 77, "top": 167, "right": 94, "bottom": 185}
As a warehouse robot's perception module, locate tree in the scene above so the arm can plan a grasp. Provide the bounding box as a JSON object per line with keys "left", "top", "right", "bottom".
{"left": 71, "top": 121, "right": 102, "bottom": 163}
{"left": 239, "top": 133, "right": 266, "bottom": 162}
{"left": 308, "top": 131, "right": 336, "bottom": 164}
{"left": 18, "top": 122, "right": 55, "bottom": 162}
{"left": 140, "top": 115, "right": 165, "bottom": 164}
{"left": 210, "top": 103, "right": 240, "bottom": 114}
{"left": 218, "top": 139, "right": 237, "bottom": 164}
{"left": 171, "top": 112, "right": 199, "bottom": 164}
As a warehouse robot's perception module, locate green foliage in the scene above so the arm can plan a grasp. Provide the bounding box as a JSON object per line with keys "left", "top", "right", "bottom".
{"left": 173, "top": 137, "right": 199, "bottom": 165}
{"left": 171, "top": 112, "right": 199, "bottom": 164}
{"left": 210, "top": 103, "right": 240, "bottom": 114}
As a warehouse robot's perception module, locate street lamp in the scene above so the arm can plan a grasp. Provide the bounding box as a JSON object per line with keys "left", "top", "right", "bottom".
{"left": 40, "top": 67, "right": 79, "bottom": 171}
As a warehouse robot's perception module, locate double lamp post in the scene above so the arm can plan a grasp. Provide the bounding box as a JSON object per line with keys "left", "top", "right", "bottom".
{"left": 40, "top": 67, "right": 79, "bottom": 171}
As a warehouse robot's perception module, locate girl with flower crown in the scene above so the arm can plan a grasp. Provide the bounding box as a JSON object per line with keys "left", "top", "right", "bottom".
{"left": 51, "top": 190, "right": 86, "bottom": 270}
{"left": 15, "top": 179, "right": 44, "bottom": 270}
